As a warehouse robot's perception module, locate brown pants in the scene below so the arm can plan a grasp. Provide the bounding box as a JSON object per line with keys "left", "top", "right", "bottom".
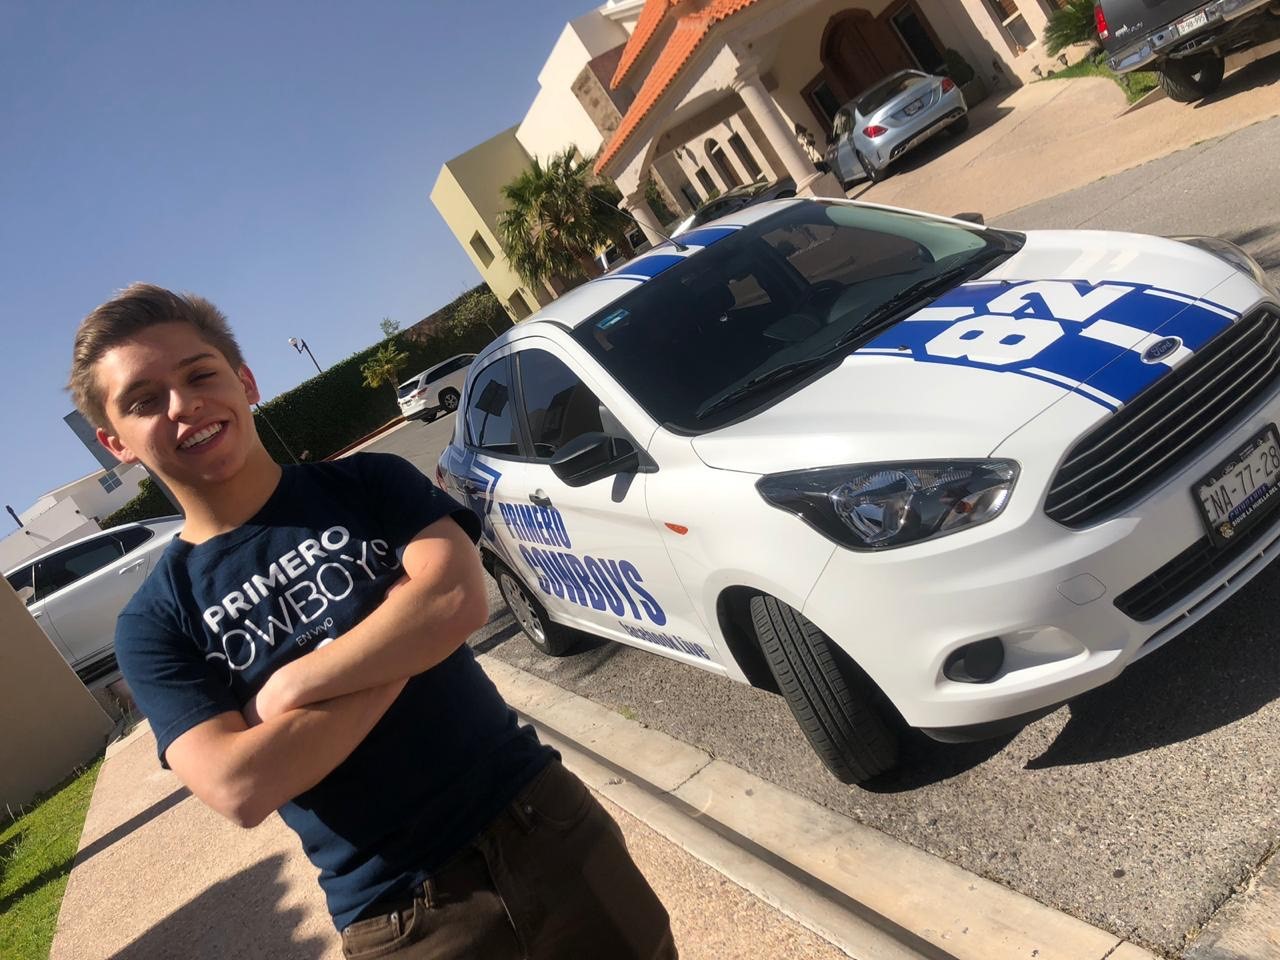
{"left": 340, "top": 761, "right": 677, "bottom": 959}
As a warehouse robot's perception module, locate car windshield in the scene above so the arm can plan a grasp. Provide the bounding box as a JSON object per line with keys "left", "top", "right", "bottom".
{"left": 571, "top": 201, "right": 1021, "bottom": 432}
{"left": 857, "top": 71, "right": 928, "bottom": 114}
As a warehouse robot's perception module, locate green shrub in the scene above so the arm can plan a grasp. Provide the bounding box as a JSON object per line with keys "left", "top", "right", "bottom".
{"left": 100, "top": 476, "right": 177, "bottom": 528}
{"left": 1044, "top": 0, "right": 1100, "bottom": 56}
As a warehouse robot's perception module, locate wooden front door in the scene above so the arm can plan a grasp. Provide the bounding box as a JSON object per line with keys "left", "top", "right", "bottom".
{"left": 823, "top": 11, "right": 915, "bottom": 102}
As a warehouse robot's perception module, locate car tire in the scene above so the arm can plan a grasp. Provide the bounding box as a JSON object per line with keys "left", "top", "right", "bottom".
{"left": 1158, "top": 53, "right": 1224, "bottom": 102}
{"left": 495, "top": 563, "right": 578, "bottom": 657}
{"left": 948, "top": 114, "right": 970, "bottom": 136}
{"left": 440, "top": 389, "right": 460, "bottom": 413}
{"left": 749, "top": 595, "right": 898, "bottom": 783}
{"left": 423, "top": 410, "right": 438, "bottom": 423}
{"left": 856, "top": 151, "right": 884, "bottom": 185}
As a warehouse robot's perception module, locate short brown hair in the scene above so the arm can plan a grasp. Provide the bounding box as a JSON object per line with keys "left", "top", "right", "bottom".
{"left": 69, "top": 283, "right": 245, "bottom": 429}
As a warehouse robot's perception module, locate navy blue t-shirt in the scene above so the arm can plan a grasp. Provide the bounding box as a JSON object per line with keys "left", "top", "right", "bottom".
{"left": 115, "top": 452, "right": 552, "bottom": 930}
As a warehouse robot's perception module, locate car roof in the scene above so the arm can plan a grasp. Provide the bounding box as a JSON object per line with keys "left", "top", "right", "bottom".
{"left": 4, "top": 515, "right": 184, "bottom": 576}
{"left": 404, "top": 352, "right": 475, "bottom": 383}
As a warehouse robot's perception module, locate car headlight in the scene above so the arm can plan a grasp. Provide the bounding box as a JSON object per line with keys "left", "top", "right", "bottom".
{"left": 1173, "top": 236, "right": 1279, "bottom": 299}
{"left": 757, "top": 460, "right": 1019, "bottom": 550}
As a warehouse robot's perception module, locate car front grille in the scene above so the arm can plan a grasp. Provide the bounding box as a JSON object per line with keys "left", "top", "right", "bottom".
{"left": 1044, "top": 306, "right": 1280, "bottom": 529}
{"left": 1114, "top": 507, "right": 1280, "bottom": 622}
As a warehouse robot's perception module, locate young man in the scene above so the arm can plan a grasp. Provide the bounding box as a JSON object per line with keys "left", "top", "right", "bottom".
{"left": 71, "top": 283, "right": 676, "bottom": 959}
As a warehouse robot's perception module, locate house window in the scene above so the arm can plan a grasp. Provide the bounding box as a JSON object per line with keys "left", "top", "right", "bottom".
{"left": 706, "top": 139, "right": 743, "bottom": 189}
{"left": 727, "top": 133, "right": 763, "bottom": 180}
{"left": 507, "top": 290, "right": 532, "bottom": 320}
{"left": 890, "top": 4, "right": 946, "bottom": 74}
{"left": 470, "top": 232, "right": 495, "bottom": 268}
{"left": 695, "top": 167, "right": 716, "bottom": 194}
{"left": 802, "top": 75, "right": 844, "bottom": 135}
{"left": 98, "top": 470, "right": 122, "bottom": 493}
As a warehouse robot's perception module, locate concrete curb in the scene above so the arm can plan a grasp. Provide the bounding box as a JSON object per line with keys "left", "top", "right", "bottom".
{"left": 482, "top": 657, "right": 1162, "bottom": 960}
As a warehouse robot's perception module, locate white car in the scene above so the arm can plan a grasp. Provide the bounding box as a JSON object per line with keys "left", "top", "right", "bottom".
{"left": 437, "top": 197, "right": 1280, "bottom": 783}
{"left": 396, "top": 354, "right": 475, "bottom": 422}
{"left": 5, "top": 517, "right": 183, "bottom": 682}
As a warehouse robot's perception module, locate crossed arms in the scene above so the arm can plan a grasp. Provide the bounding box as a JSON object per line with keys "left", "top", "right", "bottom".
{"left": 164, "top": 516, "right": 489, "bottom": 828}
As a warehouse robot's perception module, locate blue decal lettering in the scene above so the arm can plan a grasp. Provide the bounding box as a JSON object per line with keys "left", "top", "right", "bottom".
{"left": 602, "top": 559, "right": 642, "bottom": 620}
{"left": 565, "top": 555, "right": 607, "bottom": 611}
{"left": 620, "top": 561, "right": 666, "bottom": 626}
{"left": 518, "top": 544, "right": 554, "bottom": 596}
{"left": 584, "top": 557, "right": 625, "bottom": 616}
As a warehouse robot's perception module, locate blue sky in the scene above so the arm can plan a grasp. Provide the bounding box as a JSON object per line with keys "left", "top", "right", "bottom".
{"left": 0, "top": 0, "right": 595, "bottom": 514}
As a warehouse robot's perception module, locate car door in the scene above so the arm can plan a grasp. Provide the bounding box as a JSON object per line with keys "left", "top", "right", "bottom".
{"left": 6, "top": 562, "right": 75, "bottom": 662}
{"left": 503, "top": 342, "right": 721, "bottom": 668}
{"left": 831, "top": 108, "right": 859, "bottom": 182}
{"left": 38, "top": 533, "right": 142, "bottom": 669}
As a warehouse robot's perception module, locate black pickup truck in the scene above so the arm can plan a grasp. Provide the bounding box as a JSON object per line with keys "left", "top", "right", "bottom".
{"left": 1098, "top": 0, "right": 1280, "bottom": 101}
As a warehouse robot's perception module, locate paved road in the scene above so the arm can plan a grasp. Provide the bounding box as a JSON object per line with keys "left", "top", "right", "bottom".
{"left": 368, "top": 117, "right": 1280, "bottom": 957}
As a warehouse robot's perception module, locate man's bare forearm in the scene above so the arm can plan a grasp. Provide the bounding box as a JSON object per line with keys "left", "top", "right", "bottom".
{"left": 256, "top": 518, "right": 488, "bottom": 717}
{"left": 168, "top": 680, "right": 405, "bottom": 828}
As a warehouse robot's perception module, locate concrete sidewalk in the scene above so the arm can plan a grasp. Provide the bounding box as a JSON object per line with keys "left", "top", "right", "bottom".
{"left": 50, "top": 712, "right": 845, "bottom": 959}
{"left": 51, "top": 654, "right": 1165, "bottom": 960}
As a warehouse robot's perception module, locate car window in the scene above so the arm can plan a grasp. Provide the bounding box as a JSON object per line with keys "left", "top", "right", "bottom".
{"left": 573, "top": 201, "right": 1015, "bottom": 432}
{"left": 516, "top": 350, "right": 606, "bottom": 460}
{"left": 857, "top": 71, "right": 928, "bottom": 115}
{"left": 116, "top": 526, "right": 154, "bottom": 552}
{"left": 397, "top": 376, "right": 422, "bottom": 398}
{"left": 465, "top": 357, "right": 521, "bottom": 456}
{"left": 6, "top": 565, "right": 34, "bottom": 604}
{"left": 35, "top": 537, "right": 125, "bottom": 600}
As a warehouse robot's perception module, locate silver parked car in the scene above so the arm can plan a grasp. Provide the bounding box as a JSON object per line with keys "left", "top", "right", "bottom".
{"left": 5, "top": 516, "right": 184, "bottom": 682}
{"left": 826, "top": 70, "right": 968, "bottom": 186}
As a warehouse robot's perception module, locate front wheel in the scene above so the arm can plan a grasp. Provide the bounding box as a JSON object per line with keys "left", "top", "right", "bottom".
{"left": 750, "top": 595, "right": 898, "bottom": 783}
{"left": 440, "top": 388, "right": 460, "bottom": 413}
{"left": 1158, "top": 53, "right": 1224, "bottom": 102}
{"left": 496, "top": 564, "right": 578, "bottom": 656}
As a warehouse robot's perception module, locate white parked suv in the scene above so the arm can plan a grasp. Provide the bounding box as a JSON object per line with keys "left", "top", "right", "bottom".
{"left": 438, "top": 197, "right": 1280, "bottom": 783}
{"left": 397, "top": 354, "right": 475, "bottom": 422}
{"left": 5, "top": 516, "right": 183, "bottom": 682}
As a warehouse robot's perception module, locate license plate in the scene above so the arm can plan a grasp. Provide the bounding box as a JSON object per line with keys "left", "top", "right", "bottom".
{"left": 1194, "top": 424, "right": 1280, "bottom": 546}
{"left": 1176, "top": 10, "right": 1208, "bottom": 35}
{"left": 905, "top": 99, "right": 923, "bottom": 116}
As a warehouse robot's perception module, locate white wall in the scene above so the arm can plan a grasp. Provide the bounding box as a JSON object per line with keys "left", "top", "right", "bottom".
{"left": 515, "top": 10, "right": 630, "bottom": 162}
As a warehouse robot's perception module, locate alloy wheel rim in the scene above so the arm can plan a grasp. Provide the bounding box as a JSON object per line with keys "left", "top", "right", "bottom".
{"left": 500, "top": 573, "right": 546, "bottom": 644}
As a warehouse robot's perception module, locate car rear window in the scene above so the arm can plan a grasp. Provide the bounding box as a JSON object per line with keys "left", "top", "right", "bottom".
{"left": 397, "top": 378, "right": 421, "bottom": 399}
{"left": 858, "top": 72, "right": 928, "bottom": 114}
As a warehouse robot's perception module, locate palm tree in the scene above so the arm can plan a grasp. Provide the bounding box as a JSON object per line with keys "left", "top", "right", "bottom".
{"left": 498, "top": 149, "right": 636, "bottom": 294}
{"left": 1044, "top": 0, "right": 1100, "bottom": 56}
{"left": 360, "top": 341, "right": 410, "bottom": 400}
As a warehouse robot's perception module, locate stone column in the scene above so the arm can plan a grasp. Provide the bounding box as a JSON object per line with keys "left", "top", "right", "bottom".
{"left": 732, "top": 70, "right": 843, "bottom": 199}
{"left": 623, "top": 192, "right": 666, "bottom": 247}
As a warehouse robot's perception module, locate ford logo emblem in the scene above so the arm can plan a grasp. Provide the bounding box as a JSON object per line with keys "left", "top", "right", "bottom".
{"left": 1141, "top": 336, "right": 1182, "bottom": 364}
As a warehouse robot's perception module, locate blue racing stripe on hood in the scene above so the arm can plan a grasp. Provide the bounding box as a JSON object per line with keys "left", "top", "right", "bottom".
{"left": 855, "top": 279, "right": 1236, "bottom": 410}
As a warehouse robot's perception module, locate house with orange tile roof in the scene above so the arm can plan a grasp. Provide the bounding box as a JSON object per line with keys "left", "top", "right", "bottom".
{"left": 432, "top": 0, "right": 1069, "bottom": 301}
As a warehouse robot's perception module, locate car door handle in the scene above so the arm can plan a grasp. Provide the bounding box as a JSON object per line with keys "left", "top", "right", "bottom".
{"left": 31, "top": 609, "right": 43, "bottom": 618}
{"left": 529, "top": 490, "right": 553, "bottom": 508}
{"left": 118, "top": 560, "right": 145, "bottom": 574}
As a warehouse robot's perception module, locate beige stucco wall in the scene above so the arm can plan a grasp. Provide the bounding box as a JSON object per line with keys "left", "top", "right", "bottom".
{"left": 0, "top": 579, "right": 112, "bottom": 809}
{"left": 517, "top": 12, "right": 631, "bottom": 162}
{"left": 430, "top": 128, "right": 550, "bottom": 318}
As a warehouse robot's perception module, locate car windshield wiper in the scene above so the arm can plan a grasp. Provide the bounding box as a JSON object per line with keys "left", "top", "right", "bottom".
{"left": 695, "top": 356, "right": 835, "bottom": 421}
{"left": 692, "top": 251, "right": 1011, "bottom": 423}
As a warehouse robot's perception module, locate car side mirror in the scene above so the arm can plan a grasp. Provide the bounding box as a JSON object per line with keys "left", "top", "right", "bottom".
{"left": 953, "top": 211, "right": 985, "bottom": 225}
{"left": 550, "top": 432, "right": 641, "bottom": 487}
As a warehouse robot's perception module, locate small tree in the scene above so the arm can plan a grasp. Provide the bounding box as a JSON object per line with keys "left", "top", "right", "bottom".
{"left": 360, "top": 340, "right": 410, "bottom": 399}
{"left": 1044, "top": 0, "right": 1100, "bottom": 56}
{"left": 448, "top": 288, "right": 510, "bottom": 336}
{"left": 379, "top": 316, "right": 401, "bottom": 339}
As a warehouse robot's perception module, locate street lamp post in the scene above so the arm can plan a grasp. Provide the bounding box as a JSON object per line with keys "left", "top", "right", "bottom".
{"left": 288, "top": 337, "right": 323, "bottom": 374}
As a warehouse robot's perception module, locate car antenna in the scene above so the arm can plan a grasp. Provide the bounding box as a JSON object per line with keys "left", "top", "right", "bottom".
{"left": 588, "top": 190, "right": 688, "bottom": 252}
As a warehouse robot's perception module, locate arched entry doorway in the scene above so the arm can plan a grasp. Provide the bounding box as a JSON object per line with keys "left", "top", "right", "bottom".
{"left": 704, "top": 138, "right": 743, "bottom": 189}
{"left": 821, "top": 10, "right": 914, "bottom": 102}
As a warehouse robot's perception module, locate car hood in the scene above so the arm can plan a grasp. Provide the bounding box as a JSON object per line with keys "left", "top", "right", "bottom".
{"left": 691, "top": 230, "right": 1259, "bottom": 474}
